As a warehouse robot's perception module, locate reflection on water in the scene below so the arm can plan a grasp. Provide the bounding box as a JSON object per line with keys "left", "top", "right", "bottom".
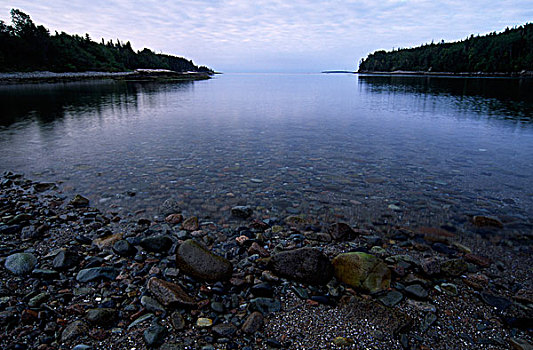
{"left": 0, "top": 80, "right": 195, "bottom": 127}
{"left": 0, "top": 74, "right": 531, "bottom": 233}
{"left": 358, "top": 75, "right": 533, "bottom": 122}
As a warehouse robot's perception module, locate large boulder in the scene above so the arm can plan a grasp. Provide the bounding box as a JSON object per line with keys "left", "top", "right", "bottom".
{"left": 267, "top": 248, "right": 333, "bottom": 285}
{"left": 176, "top": 239, "right": 233, "bottom": 281}
{"left": 332, "top": 252, "right": 391, "bottom": 293}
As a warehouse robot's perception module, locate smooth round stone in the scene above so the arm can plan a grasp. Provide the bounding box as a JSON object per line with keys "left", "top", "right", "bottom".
{"left": 4, "top": 253, "right": 37, "bottom": 275}
{"left": 196, "top": 318, "right": 213, "bottom": 328}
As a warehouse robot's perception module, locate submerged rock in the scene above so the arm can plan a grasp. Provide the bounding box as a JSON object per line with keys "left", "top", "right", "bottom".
{"left": 268, "top": 247, "right": 333, "bottom": 285}
{"left": 473, "top": 215, "right": 503, "bottom": 228}
{"left": 328, "top": 222, "right": 358, "bottom": 241}
{"left": 231, "top": 205, "right": 253, "bottom": 218}
{"left": 332, "top": 252, "right": 391, "bottom": 293}
{"left": 175, "top": 239, "right": 233, "bottom": 281}
{"left": 70, "top": 194, "right": 90, "bottom": 207}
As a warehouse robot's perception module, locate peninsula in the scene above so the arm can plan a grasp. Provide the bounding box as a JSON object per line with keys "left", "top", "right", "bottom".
{"left": 358, "top": 23, "right": 533, "bottom": 76}
{"left": 0, "top": 9, "right": 213, "bottom": 81}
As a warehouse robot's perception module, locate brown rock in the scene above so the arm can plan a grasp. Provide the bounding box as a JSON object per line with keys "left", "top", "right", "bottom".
{"left": 241, "top": 311, "right": 264, "bottom": 334}
{"left": 165, "top": 213, "right": 183, "bottom": 224}
{"left": 93, "top": 233, "right": 123, "bottom": 249}
{"left": 248, "top": 242, "right": 270, "bottom": 257}
{"left": 182, "top": 216, "right": 199, "bottom": 231}
{"left": 464, "top": 253, "right": 491, "bottom": 268}
{"left": 472, "top": 215, "right": 503, "bottom": 228}
{"left": 147, "top": 277, "right": 196, "bottom": 307}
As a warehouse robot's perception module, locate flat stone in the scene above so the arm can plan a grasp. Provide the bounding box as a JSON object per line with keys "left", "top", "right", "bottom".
{"left": 405, "top": 284, "right": 428, "bottom": 299}
{"left": 76, "top": 267, "right": 119, "bottom": 282}
{"left": 480, "top": 292, "right": 512, "bottom": 311}
{"left": 4, "top": 253, "right": 37, "bottom": 275}
{"left": 170, "top": 311, "right": 186, "bottom": 330}
{"left": 147, "top": 277, "right": 196, "bottom": 307}
{"left": 473, "top": 215, "right": 503, "bottom": 228}
{"left": 62, "top": 320, "right": 89, "bottom": 342}
{"left": 212, "top": 323, "right": 237, "bottom": 337}
{"left": 249, "top": 297, "right": 281, "bottom": 314}
{"left": 464, "top": 253, "right": 491, "bottom": 267}
{"left": 241, "top": 311, "right": 264, "bottom": 334}
{"left": 176, "top": 239, "right": 233, "bottom": 281}
{"left": 379, "top": 290, "right": 403, "bottom": 307}
{"left": 268, "top": 247, "right": 333, "bottom": 285}
{"left": 53, "top": 250, "right": 80, "bottom": 270}
{"left": 332, "top": 252, "right": 391, "bottom": 293}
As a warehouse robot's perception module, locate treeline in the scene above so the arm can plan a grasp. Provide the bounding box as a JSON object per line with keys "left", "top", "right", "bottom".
{"left": 358, "top": 23, "right": 533, "bottom": 73}
{"left": 0, "top": 9, "right": 212, "bottom": 73}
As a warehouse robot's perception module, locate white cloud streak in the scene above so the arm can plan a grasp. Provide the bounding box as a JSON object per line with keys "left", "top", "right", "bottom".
{"left": 2, "top": 0, "right": 532, "bottom": 72}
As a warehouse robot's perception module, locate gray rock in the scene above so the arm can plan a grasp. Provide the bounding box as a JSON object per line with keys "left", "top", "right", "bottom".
{"left": 249, "top": 297, "right": 281, "bottom": 314}
{"left": 405, "top": 284, "right": 428, "bottom": 299}
{"left": 379, "top": 290, "right": 403, "bottom": 307}
{"left": 170, "top": 311, "right": 186, "bottom": 330}
{"left": 144, "top": 323, "right": 167, "bottom": 347}
{"left": 72, "top": 345, "right": 93, "bottom": 350}
{"left": 141, "top": 295, "right": 166, "bottom": 313}
{"left": 61, "top": 320, "right": 89, "bottom": 342}
{"left": 4, "top": 253, "right": 37, "bottom": 275}
{"left": 268, "top": 247, "right": 333, "bottom": 285}
{"left": 86, "top": 308, "right": 116, "bottom": 327}
{"left": 420, "top": 312, "right": 437, "bottom": 333}
{"left": 140, "top": 235, "right": 173, "bottom": 253}
{"left": 241, "top": 311, "right": 264, "bottom": 334}
{"left": 113, "top": 239, "right": 137, "bottom": 257}
{"left": 32, "top": 268, "right": 59, "bottom": 279}
{"left": 231, "top": 206, "right": 253, "bottom": 218}
{"left": 212, "top": 323, "right": 238, "bottom": 337}
{"left": 76, "top": 267, "right": 119, "bottom": 282}
{"left": 176, "top": 239, "right": 233, "bottom": 281}
{"left": 53, "top": 250, "right": 80, "bottom": 270}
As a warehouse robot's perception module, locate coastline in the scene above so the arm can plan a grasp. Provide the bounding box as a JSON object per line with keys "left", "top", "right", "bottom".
{"left": 0, "top": 172, "right": 531, "bottom": 349}
{"left": 0, "top": 70, "right": 212, "bottom": 84}
{"left": 356, "top": 70, "right": 533, "bottom": 78}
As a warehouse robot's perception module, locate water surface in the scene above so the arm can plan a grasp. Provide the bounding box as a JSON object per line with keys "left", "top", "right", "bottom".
{"left": 1, "top": 74, "right": 532, "bottom": 232}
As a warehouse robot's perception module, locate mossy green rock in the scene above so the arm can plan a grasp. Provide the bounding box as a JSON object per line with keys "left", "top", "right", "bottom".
{"left": 176, "top": 239, "right": 233, "bottom": 281}
{"left": 332, "top": 252, "right": 391, "bottom": 293}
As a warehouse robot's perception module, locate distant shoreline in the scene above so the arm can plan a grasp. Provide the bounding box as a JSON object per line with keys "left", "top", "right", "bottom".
{"left": 0, "top": 69, "right": 212, "bottom": 84}
{"left": 356, "top": 70, "right": 533, "bottom": 78}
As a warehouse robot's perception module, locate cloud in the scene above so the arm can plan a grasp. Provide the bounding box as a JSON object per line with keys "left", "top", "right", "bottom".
{"left": 2, "top": 0, "right": 532, "bottom": 72}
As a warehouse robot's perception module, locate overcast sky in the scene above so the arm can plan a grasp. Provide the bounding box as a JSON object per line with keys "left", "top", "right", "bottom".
{"left": 2, "top": 1, "right": 532, "bottom": 72}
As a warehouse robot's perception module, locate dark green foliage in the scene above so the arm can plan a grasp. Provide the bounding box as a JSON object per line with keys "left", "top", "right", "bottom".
{"left": 0, "top": 9, "right": 212, "bottom": 73}
{"left": 359, "top": 24, "right": 533, "bottom": 73}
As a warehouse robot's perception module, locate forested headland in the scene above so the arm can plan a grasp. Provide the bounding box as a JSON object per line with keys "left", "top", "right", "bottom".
{"left": 0, "top": 9, "right": 212, "bottom": 73}
{"left": 358, "top": 23, "right": 533, "bottom": 74}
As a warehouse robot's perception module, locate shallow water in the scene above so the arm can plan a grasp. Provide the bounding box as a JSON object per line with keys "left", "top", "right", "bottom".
{"left": 0, "top": 74, "right": 532, "bottom": 230}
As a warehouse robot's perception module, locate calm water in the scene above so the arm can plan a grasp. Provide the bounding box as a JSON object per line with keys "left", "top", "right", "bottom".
{"left": 1, "top": 74, "right": 532, "bottom": 231}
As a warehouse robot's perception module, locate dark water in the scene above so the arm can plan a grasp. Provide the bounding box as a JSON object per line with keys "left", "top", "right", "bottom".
{"left": 1, "top": 74, "right": 532, "bottom": 231}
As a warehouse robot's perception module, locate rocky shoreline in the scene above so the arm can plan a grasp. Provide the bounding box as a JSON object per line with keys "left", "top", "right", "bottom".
{"left": 0, "top": 70, "right": 212, "bottom": 84}
{"left": 0, "top": 172, "right": 531, "bottom": 349}
{"left": 357, "top": 70, "right": 533, "bottom": 78}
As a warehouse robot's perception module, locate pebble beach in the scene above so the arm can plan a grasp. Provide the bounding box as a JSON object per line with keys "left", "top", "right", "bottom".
{"left": 0, "top": 171, "right": 531, "bottom": 349}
